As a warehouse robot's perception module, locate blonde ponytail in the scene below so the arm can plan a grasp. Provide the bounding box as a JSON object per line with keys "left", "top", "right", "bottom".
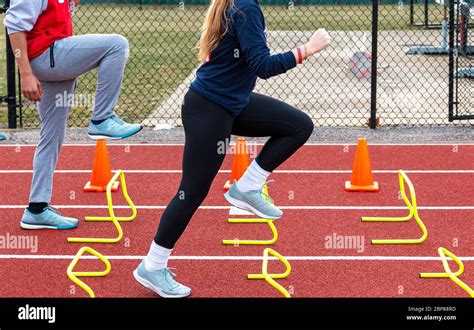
{"left": 197, "top": 0, "right": 235, "bottom": 62}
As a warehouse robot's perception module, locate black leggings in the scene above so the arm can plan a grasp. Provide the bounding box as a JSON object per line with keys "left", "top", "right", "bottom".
{"left": 154, "top": 90, "right": 314, "bottom": 248}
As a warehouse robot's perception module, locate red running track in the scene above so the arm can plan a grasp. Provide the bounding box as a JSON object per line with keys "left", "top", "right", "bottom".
{"left": 1, "top": 172, "right": 473, "bottom": 206}
{"left": 0, "top": 144, "right": 473, "bottom": 171}
{"left": 0, "top": 144, "right": 472, "bottom": 298}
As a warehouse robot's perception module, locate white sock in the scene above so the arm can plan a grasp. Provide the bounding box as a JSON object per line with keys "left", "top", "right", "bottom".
{"left": 236, "top": 160, "right": 271, "bottom": 192}
{"left": 143, "top": 241, "right": 172, "bottom": 271}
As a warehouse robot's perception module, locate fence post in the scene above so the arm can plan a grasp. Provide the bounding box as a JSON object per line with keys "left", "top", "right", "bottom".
{"left": 3, "top": 0, "right": 17, "bottom": 129}
{"left": 447, "top": 0, "right": 455, "bottom": 121}
{"left": 423, "top": 0, "right": 429, "bottom": 28}
{"left": 370, "top": 0, "right": 379, "bottom": 129}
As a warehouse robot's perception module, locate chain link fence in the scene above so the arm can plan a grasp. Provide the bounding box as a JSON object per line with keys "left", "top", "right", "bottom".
{"left": 2, "top": 0, "right": 473, "bottom": 128}
{"left": 452, "top": 0, "right": 473, "bottom": 119}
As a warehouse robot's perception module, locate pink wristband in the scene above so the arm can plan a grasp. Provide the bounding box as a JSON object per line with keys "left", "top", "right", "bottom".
{"left": 297, "top": 47, "right": 303, "bottom": 64}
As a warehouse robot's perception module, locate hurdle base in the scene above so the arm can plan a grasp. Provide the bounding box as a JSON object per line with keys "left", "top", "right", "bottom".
{"left": 405, "top": 46, "right": 448, "bottom": 55}
{"left": 345, "top": 181, "right": 380, "bottom": 192}
{"left": 455, "top": 67, "right": 474, "bottom": 78}
{"left": 83, "top": 180, "right": 119, "bottom": 193}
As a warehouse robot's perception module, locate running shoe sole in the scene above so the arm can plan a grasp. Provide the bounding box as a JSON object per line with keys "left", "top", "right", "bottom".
{"left": 133, "top": 270, "right": 191, "bottom": 298}
{"left": 88, "top": 126, "right": 143, "bottom": 140}
{"left": 20, "top": 222, "right": 77, "bottom": 230}
{"left": 224, "top": 192, "right": 282, "bottom": 220}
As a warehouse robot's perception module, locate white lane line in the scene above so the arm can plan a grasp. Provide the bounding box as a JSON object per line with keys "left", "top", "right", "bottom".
{"left": 0, "top": 143, "right": 473, "bottom": 147}
{"left": 0, "top": 205, "right": 473, "bottom": 210}
{"left": 229, "top": 206, "right": 253, "bottom": 216}
{"left": 0, "top": 170, "right": 473, "bottom": 174}
{"left": 0, "top": 255, "right": 473, "bottom": 261}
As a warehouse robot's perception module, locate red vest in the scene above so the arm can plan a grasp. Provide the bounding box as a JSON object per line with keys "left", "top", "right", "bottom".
{"left": 26, "top": 0, "right": 73, "bottom": 60}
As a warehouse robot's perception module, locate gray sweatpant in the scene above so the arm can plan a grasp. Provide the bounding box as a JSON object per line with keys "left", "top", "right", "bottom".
{"left": 29, "top": 34, "right": 129, "bottom": 203}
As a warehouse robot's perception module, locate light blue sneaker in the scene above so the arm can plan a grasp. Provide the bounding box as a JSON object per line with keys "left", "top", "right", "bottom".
{"left": 133, "top": 261, "right": 191, "bottom": 298}
{"left": 224, "top": 181, "right": 283, "bottom": 220}
{"left": 21, "top": 206, "right": 79, "bottom": 230}
{"left": 88, "top": 115, "right": 142, "bottom": 140}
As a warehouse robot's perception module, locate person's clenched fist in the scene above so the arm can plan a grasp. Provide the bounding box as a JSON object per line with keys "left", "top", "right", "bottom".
{"left": 306, "top": 28, "right": 331, "bottom": 57}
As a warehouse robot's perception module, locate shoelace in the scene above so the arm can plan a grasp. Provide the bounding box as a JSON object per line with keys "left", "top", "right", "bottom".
{"left": 260, "top": 180, "right": 274, "bottom": 204}
{"left": 111, "top": 115, "right": 125, "bottom": 125}
{"left": 47, "top": 206, "right": 61, "bottom": 215}
{"left": 163, "top": 268, "right": 180, "bottom": 288}
{"left": 167, "top": 267, "right": 177, "bottom": 277}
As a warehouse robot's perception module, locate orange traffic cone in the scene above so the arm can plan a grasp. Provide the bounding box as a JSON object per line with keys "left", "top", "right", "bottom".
{"left": 224, "top": 137, "right": 249, "bottom": 191}
{"left": 345, "top": 138, "right": 380, "bottom": 192}
{"left": 83, "top": 140, "right": 120, "bottom": 192}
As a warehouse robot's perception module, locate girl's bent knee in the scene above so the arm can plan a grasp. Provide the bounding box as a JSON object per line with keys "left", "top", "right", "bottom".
{"left": 109, "top": 34, "right": 129, "bottom": 53}
{"left": 298, "top": 112, "right": 314, "bottom": 141}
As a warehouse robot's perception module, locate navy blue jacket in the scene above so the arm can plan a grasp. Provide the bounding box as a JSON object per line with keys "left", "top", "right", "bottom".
{"left": 189, "top": 0, "right": 297, "bottom": 115}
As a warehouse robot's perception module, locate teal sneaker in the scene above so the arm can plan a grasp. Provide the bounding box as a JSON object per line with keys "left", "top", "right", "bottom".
{"left": 88, "top": 115, "right": 142, "bottom": 140}
{"left": 21, "top": 206, "right": 79, "bottom": 230}
{"left": 224, "top": 181, "right": 283, "bottom": 220}
{"left": 133, "top": 261, "right": 191, "bottom": 298}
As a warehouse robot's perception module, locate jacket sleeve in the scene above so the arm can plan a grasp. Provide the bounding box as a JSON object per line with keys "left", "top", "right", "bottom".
{"left": 3, "top": 0, "right": 47, "bottom": 34}
{"left": 234, "top": 3, "right": 297, "bottom": 80}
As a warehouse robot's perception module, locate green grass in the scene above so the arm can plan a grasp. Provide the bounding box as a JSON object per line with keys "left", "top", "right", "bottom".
{"left": 1, "top": 3, "right": 445, "bottom": 127}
